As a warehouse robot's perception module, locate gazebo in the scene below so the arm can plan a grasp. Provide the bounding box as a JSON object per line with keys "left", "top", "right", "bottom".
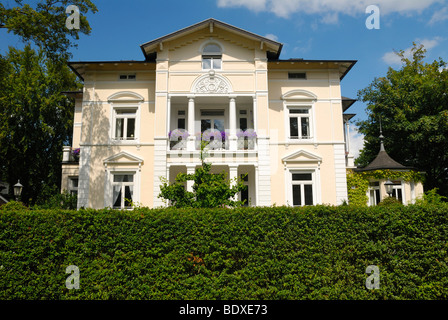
{"left": 353, "top": 131, "right": 424, "bottom": 206}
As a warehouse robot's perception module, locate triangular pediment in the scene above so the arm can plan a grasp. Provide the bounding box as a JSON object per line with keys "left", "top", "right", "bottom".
{"left": 140, "top": 18, "right": 282, "bottom": 60}
{"left": 103, "top": 151, "right": 143, "bottom": 165}
{"left": 282, "top": 149, "right": 322, "bottom": 163}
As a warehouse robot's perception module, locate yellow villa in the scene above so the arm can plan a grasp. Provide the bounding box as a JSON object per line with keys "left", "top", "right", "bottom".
{"left": 61, "top": 18, "right": 361, "bottom": 209}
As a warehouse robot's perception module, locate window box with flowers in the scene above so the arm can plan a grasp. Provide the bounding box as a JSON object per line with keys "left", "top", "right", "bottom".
{"left": 169, "top": 130, "right": 189, "bottom": 150}
{"left": 196, "top": 130, "right": 227, "bottom": 150}
{"left": 71, "top": 148, "right": 80, "bottom": 162}
{"left": 237, "top": 130, "right": 257, "bottom": 150}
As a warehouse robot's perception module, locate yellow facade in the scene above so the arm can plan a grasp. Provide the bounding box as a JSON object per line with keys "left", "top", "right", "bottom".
{"left": 62, "top": 18, "right": 364, "bottom": 209}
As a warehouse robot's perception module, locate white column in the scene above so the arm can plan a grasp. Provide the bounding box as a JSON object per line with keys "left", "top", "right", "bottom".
{"left": 187, "top": 96, "right": 195, "bottom": 151}
{"left": 186, "top": 165, "right": 196, "bottom": 192}
{"left": 229, "top": 165, "right": 238, "bottom": 201}
{"left": 253, "top": 96, "right": 258, "bottom": 132}
{"left": 62, "top": 146, "right": 71, "bottom": 162}
{"left": 345, "top": 121, "right": 351, "bottom": 154}
{"left": 166, "top": 97, "right": 171, "bottom": 134}
{"left": 255, "top": 165, "right": 259, "bottom": 206}
{"left": 229, "top": 96, "right": 237, "bottom": 151}
{"left": 166, "top": 97, "right": 171, "bottom": 151}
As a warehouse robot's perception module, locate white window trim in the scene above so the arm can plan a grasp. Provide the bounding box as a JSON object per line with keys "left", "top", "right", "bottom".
{"left": 198, "top": 108, "right": 227, "bottom": 134}
{"left": 68, "top": 176, "right": 79, "bottom": 195}
{"left": 391, "top": 180, "right": 406, "bottom": 204}
{"left": 109, "top": 102, "right": 141, "bottom": 145}
{"left": 104, "top": 168, "right": 140, "bottom": 209}
{"left": 286, "top": 169, "right": 318, "bottom": 207}
{"left": 367, "top": 182, "right": 381, "bottom": 206}
{"left": 177, "top": 109, "right": 186, "bottom": 130}
{"left": 284, "top": 102, "right": 316, "bottom": 144}
{"left": 201, "top": 41, "right": 223, "bottom": 71}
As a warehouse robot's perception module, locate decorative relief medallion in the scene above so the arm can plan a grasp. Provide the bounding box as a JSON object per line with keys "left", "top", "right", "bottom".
{"left": 194, "top": 76, "right": 229, "bottom": 94}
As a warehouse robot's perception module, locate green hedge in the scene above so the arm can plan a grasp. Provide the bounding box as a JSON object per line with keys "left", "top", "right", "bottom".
{"left": 0, "top": 203, "right": 447, "bottom": 299}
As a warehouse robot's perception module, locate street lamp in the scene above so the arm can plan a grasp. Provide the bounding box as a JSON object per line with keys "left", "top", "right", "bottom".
{"left": 14, "top": 180, "right": 23, "bottom": 201}
{"left": 384, "top": 179, "right": 394, "bottom": 197}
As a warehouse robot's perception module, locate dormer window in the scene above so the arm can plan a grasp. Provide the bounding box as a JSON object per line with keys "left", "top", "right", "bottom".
{"left": 202, "top": 43, "right": 222, "bottom": 70}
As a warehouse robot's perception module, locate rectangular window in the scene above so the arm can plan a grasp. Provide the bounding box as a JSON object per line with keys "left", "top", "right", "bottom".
{"left": 239, "top": 118, "right": 248, "bottom": 131}
{"left": 368, "top": 182, "right": 381, "bottom": 206}
{"left": 112, "top": 173, "right": 134, "bottom": 209}
{"left": 114, "top": 108, "right": 137, "bottom": 140}
{"left": 292, "top": 172, "right": 314, "bottom": 206}
{"left": 288, "top": 72, "right": 307, "bottom": 79}
{"left": 391, "top": 181, "right": 404, "bottom": 203}
{"left": 119, "top": 74, "right": 136, "bottom": 80}
{"left": 240, "top": 174, "right": 249, "bottom": 207}
{"left": 289, "top": 108, "right": 311, "bottom": 139}
{"left": 202, "top": 57, "right": 222, "bottom": 70}
{"left": 177, "top": 110, "right": 186, "bottom": 130}
{"left": 68, "top": 177, "right": 79, "bottom": 195}
{"left": 201, "top": 109, "right": 225, "bottom": 117}
{"left": 177, "top": 118, "right": 186, "bottom": 130}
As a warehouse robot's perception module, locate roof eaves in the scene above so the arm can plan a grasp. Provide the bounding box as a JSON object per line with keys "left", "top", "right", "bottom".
{"left": 140, "top": 18, "right": 283, "bottom": 59}
{"left": 268, "top": 59, "right": 358, "bottom": 80}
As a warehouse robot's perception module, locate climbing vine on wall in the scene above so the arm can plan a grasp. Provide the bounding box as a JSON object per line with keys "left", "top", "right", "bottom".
{"left": 346, "top": 169, "right": 425, "bottom": 206}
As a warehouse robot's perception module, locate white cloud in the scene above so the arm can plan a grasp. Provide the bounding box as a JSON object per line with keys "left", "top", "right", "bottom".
{"left": 428, "top": 6, "right": 448, "bottom": 24}
{"left": 382, "top": 37, "right": 443, "bottom": 65}
{"left": 382, "top": 50, "right": 405, "bottom": 65}
{"left": 217, "top": 0, "right": 267, "bottom": 12}
{"left": 216, "top": 0, "right": 443, "bottom": 19}
{"left": 349, "top": 127, "right": 365, "bottom": 160}
{"left": 264, "top": 33, "right": 279, "bottom": 41}
{"left": 320, "top": 12, "right": 339, "bottom": 24}
{"left": 293, "top": 38, "right": 313, "bottom": 54}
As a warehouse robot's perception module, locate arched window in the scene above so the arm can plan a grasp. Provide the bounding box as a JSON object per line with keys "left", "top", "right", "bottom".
{"left": 202, "top": 43, "right": 222, "bottom": 70}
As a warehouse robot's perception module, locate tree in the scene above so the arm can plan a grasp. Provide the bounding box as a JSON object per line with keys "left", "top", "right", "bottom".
{"left": 158, "top": 142, "right": 248, "bottom": 208}
{"left": 0, "top": 45, "right": 80, "bottom": 205}
{"left": 0, "top": 0, "right": 97, "bottom": 61}
{"left": 0, "top": 1, "right": 97, "bottom": 204}
{"left": 356, "top": 43, "right": 448, "bottom": 197}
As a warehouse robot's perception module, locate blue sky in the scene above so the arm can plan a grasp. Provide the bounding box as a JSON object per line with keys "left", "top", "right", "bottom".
{"left": 2, "top": 0, "right": 448, "bottom": 157}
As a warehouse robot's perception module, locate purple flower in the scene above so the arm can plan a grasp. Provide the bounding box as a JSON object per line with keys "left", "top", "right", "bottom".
{"left": 169, "top": 129, "right": 189, "bottom": 140}
{"left": 237, "top": 130, "right": 257, "bottom": 138}
{"left": 72, "top": 148, "right": 80, "bottom": 156}
{"left": 221, "top": 131, "right": 228, "bottom": 140}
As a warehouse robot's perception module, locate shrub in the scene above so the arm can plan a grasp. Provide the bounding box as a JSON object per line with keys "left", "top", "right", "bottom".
{"left": 0, "top": 200, "right": 29, "bottom": 211}
{"left": 0, "top": 205, "right": 447, "bottom": 300}
{"left": 378, "top": 196, "right": 403, "bottom": 206}
{"left": 415, "top": 188, "right": 447, "bottom": 205}
{"left": 33, "top": 190, "right": 77, "bottom": 210}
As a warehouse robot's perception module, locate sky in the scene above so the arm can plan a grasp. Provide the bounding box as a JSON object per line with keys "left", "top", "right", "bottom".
{"left": 1, "top": 0, "right": 448, "bottom": 158}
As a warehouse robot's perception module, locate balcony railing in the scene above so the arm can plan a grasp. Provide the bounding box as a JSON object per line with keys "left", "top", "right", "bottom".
{"left": 62, "top": 146, "right": 80, "bottom": 163}
{"left": 168, "top": 129, "right": 257, "bottom": 151}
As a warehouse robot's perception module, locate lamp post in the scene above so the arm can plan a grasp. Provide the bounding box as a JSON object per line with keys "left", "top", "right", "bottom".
{"left": 14, "top": 180, "right": 23, "bottom": 201}
{"left": 384, "top": 179, "right": 394, "bottom": 197}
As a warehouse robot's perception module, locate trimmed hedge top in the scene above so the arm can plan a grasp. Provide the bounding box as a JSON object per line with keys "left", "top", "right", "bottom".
{"left": 0, "top": 204, "right": 447, "bottom": 299}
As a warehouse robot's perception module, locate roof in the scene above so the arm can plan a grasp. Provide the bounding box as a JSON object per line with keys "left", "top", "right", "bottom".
{"left": 342, "top": 96, "right": 357, "bottom": 111}
{"left": 355, "top": 141, "right": 414, "bottom": 172}
{"left": 67, "top": 19, "right": 357, "bottom": 82}
{"left": 68, "top": 60, "right": 155, "bottom": 81}
{"left": 140, "top": 18, "right": 283, "bottom": 61}
{"left": 343, "top": 113, "right": 356, "bottom": 121}
{"left": 268, "top": 59, "right": 357, "bottom": 81}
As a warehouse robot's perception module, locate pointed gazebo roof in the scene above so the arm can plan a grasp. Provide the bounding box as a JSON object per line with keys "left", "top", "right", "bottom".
{"left": 355, "top": 129, "right": 414, "bottom": 172}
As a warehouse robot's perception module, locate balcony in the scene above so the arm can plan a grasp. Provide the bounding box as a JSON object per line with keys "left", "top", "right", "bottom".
{"left": 167, "top": 95, "right": 257, "bottom": 153}
{"left": 62, "top": 146, "right": 80, "bottom": 164}
{"left": 168, "top": 129, "right": 257, "bottom": 151}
